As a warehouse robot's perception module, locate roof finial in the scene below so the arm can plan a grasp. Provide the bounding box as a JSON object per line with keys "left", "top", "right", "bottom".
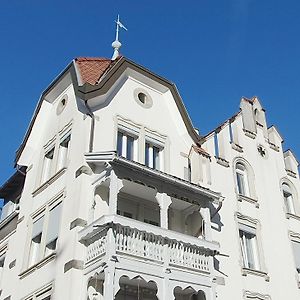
{"left": 112, "top": 15, "right": 128, "bottom": 60}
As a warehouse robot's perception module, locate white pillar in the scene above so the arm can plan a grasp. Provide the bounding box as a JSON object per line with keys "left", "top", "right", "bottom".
{"left": 156, "top": 193, "right": 172, "bottom": 229}
{"left": 200, "top": 207, "right": 212, "bottom": 242}
{"left": 108, "top": 170, "right": 123, "bottom": 215}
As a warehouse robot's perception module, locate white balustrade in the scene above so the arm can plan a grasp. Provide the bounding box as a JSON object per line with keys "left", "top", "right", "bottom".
{"left": 85, "top": 221, "right": 212, "bottom": 273}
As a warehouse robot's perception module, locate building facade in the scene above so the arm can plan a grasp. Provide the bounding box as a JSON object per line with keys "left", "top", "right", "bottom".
{"left": 0, "top": 55, "right": 299, "bottom": 300}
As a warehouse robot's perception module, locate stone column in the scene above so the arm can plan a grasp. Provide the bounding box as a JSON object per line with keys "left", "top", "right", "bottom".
{"left": 156, "top": 193, "right": 172, "bottom": 229}
{"left": 108, "top": 170, "right": 123, "bottom": 215}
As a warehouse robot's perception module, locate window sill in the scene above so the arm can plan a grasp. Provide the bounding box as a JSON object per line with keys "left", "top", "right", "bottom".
{"left": 231, "top": 142, "right": 243, "bottom": 153}
{"left": 241, "top": 267, "right": 269, "bottom": 281}
{"left": 32, "top": 168, "right": 66, "bottom": 197}
{"left": 286, "top": 213, "right": 300, "bottom": 221}
{"left": 286, "top": 169, "right": 297, "bottom": 178}
{"left": 268, "top": 141, "right": 280, "bottom": 152}
{"left": 215, "top": 156, "right": 230, "bottom": 168}
{"left": 237, "top": 194, "right": 259, "bottom": 208}
{"left": 243, "top": 129, "right": 256, "bottom": 139}
{"left": 19, "top": 252, "right": 56, "bottom": 279}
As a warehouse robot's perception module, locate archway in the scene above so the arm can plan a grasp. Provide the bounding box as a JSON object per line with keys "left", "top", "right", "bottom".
{"left": 115, "top": 275, "right": 158, "bottom": 300}
{"left": 174, "top": 286, "right": 206, "bottom": 300}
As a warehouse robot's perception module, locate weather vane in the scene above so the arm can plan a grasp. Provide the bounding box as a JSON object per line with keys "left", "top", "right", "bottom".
{"left": 112, "top": 15, "right": 128, "bottom": 60}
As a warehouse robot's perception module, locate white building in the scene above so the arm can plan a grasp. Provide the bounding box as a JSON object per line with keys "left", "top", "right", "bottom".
{"left": 0, "top": 53, "right": 299, "bottom": 300}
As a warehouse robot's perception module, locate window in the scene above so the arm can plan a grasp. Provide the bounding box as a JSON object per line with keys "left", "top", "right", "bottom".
{"left": 145, "top": 142, "right": 162, "bottom": 170}
{"left": 117, "top": 131, "right": 137, "bottom": 160}
{"left": 0, "top": 251, "right": 5, "bottom": 286}
{"left": 56, "top": 134, "right": 71, "bottom": 171}
{"left": 291, "top": 239, "right": 300, "bottom": 274}
{"left": 239, "top": 225, "right": 260, "bottom": 270}
{"left": 41, "top": 148, "right": 55, "bottom": 183}
{"left": 28, "top": 201, "right": 62, "bottom": 268}
{"left": 25, "top": 285, "right": 52, "bottom": 300}
{"left": 28, "top": 215, "right": 44, "bottom": 267}
{"left": 236, "top": 163, "right": 250, "bottom": 197}
{"left": 282, "top": 183, "right": 296, "bottom": 215}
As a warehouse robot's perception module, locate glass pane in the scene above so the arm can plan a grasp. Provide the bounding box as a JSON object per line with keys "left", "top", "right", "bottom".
{"left": 126, "top": 136, "right": 134, "bottom": 160}
{"left": 46, "top": 203, "right": 62, "bottom": 246}
{"left": 236, "top": 172, "right": 245, "bottom": 195}
{"left": 145, "top": 143, "right": 150, "bottom": 166}
{"left": 117, "top": 132, "right": 123, "bottom": 156}
{"left": 244, "top": 232, "right": 256, "bottom": 269}
{"left": 153, "top": 146, "right": 160, "bottom": 170}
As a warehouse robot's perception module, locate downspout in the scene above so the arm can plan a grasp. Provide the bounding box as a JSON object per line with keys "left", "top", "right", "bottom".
{"left": 84, "top": 100, "right": 95, "bottom": 153}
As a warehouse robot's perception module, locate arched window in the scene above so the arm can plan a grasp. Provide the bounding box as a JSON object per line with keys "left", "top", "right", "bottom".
{"left": 236, "top": 163, "right": 250, "bottom": 197}
{"left": 282, "top": 183, "right": 295, "bottom": 215}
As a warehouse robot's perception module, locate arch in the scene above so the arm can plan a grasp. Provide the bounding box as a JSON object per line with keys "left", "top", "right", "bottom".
{"left": 280, "top": 177, "right": 298, "bottom": 215}
{"left": 173, "top": 286, "right": 206, "bottom": 300}
{"left": 115, "top": 275, "right": 158, "bottom": 300}
{"left": 87, "top": 273, "right": 104, "bottom": 300}
{"left": 233, "top": 157, "right": 256, "bottom": 199}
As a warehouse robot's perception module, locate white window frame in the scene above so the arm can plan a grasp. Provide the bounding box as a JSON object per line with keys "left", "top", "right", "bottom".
{"left": 56, "top": 133, "right": 71, "bottom": 171}
{"left": 236, "top": 213, "right": 267, "bottom": 277}
{"left": 0, "top": 246, "right": 7, "bottom": 288}
{"left": 40, "top": 146, "right": 55, "bottom": 184}
{"left": 289, "top": 232, "right": 300, "bottom": 283}
{"left": 117, "top": 129, "right": 138, "bottom": 161}
{"left": 23, "top": 283, "right": 53, "bottom": 300}
{"left": 239, "top": 225, "right": 260, "bottom": 271}
{"left": 236, "top": 162, "right": 250, "bottom": 197}
{"left": 145, "top": 140, "right": 164, "bottom": 171}
{"left": 282, "top": 183, "right": 296, "bottom": 215}
{"left": 25, "top": 196, "right": 63, "bottom": 269}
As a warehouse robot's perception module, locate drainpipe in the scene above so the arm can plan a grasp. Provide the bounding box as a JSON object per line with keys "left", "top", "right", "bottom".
{"left": 84, "top": 100, "right": 95, "bottom": 153}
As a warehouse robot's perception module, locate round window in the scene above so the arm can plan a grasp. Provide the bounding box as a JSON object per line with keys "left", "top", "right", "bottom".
{"left": 56, "top": 95, "right": 68, "bottom": 115}
{"left": 138, "top": 92, "right": 147, "bottom": 104}
{"left": 134, "top": 89, "right": 153, "bottom": 108}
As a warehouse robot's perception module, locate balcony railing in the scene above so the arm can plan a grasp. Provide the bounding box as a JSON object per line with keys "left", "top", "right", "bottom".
{"left": 79, "top": 215, "right": 219, "bottom": 274}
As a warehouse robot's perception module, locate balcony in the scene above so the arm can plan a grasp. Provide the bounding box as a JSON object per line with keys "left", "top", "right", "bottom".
{"left": 81, "top": 152, "right": 222, "bottom": 299}
{"left": 80, "top": 215, "right": 218, "bottom": 273}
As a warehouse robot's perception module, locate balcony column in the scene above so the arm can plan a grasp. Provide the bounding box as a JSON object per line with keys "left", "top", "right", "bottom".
{"left": 156, "top": 193, "right": 172, "bottom": 229}
{"left": 200, "top": 207, "right": 212, "bottom": 242}
{"left": 108, "top": 170, "right": 123, "bottom": 215}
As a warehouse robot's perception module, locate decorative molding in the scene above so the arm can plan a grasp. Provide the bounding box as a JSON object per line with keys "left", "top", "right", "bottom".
{"left": 268, "top": 141, "right": 279, "bottom": 152}
{"left": 237, "top": 194, "right": 259, "bottom": 208}
{"left": 231, "top": 142, "right": 243, "bottom": 153}
{"left": 75, "top": 165, "right": 93, "bottom": 177}
{"left": 215, "top": 156, "right": 230, "bottom": 168}
{"left": 243, "top": 290, "right": 271, "bottom": 299}
{"left": 9, "top": 259, "right": 16, "bottom": 269}
{"left": 32, "top": 168, "right": 66, "bottom": 197}
{"left": 241, "top": 268, "right": 270, "bottom": 282}
{"left": 70, "top": 218, "right": 87, "bottom": 230}
{"left": 243, "top": 129, "right": 256, "bottom": 139}
{"left": 19, "top": 253, "right": 56, "bottom": 279}
{"left": 64, "top": 259, "right": 84, "bottom": 273}
{"left": 286, "top": 169, "right": 297, "bottom": 178}
{"left": 289, "top": 231, "right": 300, "bottom": 241}
{"left": 286, "top": 213, "right": 300, "bottom": 222}
{"left": 236, "top": 212, "right": 259, "bottom": 226}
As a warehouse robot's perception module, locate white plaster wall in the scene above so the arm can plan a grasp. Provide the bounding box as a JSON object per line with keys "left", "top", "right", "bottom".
{"left": 201, "top": 113, "right": 300, "bottom": 300}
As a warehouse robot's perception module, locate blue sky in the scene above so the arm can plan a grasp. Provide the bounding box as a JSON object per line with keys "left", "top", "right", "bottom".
{"left": 0, "top": 0, "right": 299, "bottom": 186}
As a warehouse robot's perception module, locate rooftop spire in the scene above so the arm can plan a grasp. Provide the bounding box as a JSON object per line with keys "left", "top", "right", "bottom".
{"left": 111, "top": 15, "right": 128, "bottom": 60}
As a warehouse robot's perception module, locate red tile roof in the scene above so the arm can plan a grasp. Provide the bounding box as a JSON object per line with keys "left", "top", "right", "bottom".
{"left": 75, "top": 57, "right": 114, "bottom": 85}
